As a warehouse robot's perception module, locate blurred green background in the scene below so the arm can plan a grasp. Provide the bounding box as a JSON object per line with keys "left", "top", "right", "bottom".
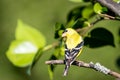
{"left": 0, "top": 0, "right": 120, "bottom": 80}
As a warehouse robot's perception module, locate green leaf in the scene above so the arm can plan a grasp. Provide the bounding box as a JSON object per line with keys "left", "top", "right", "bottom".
{"left": 6, "top": 40, "right": 38, "bottom": 67}
{"left": 93, "top": 3, "right": 103, "bottom": 14}
{"left": 72, "top": 18, "right": 87, "bottom": 29}
{"left": 16, "top": 19, "right": 46, "bottom": 48}
{"left": 54, "top": 23, "right": 65, "bottom": 39}
{"left": 66, "top": 19, "right": 76, "bottom": 28}
{"left": 69, "top": 0, "right": 83, "bottom": 3}
{"left": 102, "top": 7, "right": 108, "bottom": 13}
{"left": 94, "top": 3, "right": 108, "bottom": 14}
{"left": 67, "top": 7, "right": 84, "bottom": 22}
{"left": 48, "top": 64, "right": 55, "bottom": 80}
{"left": 82, "top": 6, "right": 94, "bottom": 19}
{"left": 48, "top": 55, "right": 57, "bottom": 80}
{"left": 84, "top": 28, "right": 115, "bottom": 48}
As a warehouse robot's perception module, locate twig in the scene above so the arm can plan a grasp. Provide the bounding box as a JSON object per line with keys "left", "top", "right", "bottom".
{"left": 45, "top": 60, "right": 120, "bottom": 78}
{"left": 42, "top": 41, "right": 59, "bottom": 51}
{"left": 99, "top": 14, "right": 115, "bottom": 19}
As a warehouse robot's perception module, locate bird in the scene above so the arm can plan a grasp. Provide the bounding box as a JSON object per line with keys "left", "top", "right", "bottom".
{"left": 62, "top": 28, "right": 84, "bottom": 76}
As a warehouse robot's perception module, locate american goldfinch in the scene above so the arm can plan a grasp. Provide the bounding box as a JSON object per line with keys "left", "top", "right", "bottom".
{"left": 62, "top": 28, "right": 84, "bottom": 76}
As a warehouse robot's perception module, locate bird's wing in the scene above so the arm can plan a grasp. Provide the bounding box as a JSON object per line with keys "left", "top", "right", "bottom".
{"left": 65, "top": 41, "right": 84, "bottom": 65}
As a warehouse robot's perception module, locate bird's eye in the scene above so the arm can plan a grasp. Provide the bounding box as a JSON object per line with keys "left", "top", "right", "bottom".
{"left": 63, "top": 29, "right": 68, "bottom": 33}
{"left": 65, "top": 30, "right": 68, "bottom": 32}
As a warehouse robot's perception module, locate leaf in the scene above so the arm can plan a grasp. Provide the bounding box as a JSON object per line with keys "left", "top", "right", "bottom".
{"left": 66, "top": 19, "right": 76, "bottom": 28}
{"left": 84, "top": 28, "right": 115, "bottom": 48}
{"left": 6, "top": 19, "right": 46, "bottom": 67}
{"left": 93, "top": 3, "right": 103, "bottom": 14}
{"left": 82, "top": 5, "right": 94, "bottom": 19}
{"left": 72, "top": 18, "right": 87, "bottom": 29}
{"left": 16, "top": 19, "right": 46, "bottom": 48}
{"left": 6, "top": 40, "right": 38, "bottom": 67}
{"left": 94, "top": 3, "right": 108, "bottom": 14}
{"left": 67, "top": 6, "right": 85, "bottom": 22}
{"left": 54, "top": 23, "right": 65, "bottom": 39}
{"left": 102, "top": 7, "right": 108, "bottom": 13}
{"left": 48, "top": 55, "right": 57, "bottom": 80}
{"left": 67, "top": 5, "right": 93, "bottom": 29}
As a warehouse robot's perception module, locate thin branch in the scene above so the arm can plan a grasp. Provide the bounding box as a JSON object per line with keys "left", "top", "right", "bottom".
{"left": 42, "top": 41, "right": 59, "bottom": 52}
{"left": 45, "top": 60, "right": 120, "bottom": 78}
{"left": 99, "top": 14, "right": 116, "bottom": 19}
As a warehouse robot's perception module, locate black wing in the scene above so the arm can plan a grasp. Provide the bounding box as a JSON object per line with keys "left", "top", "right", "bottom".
{"left": 64, "top": 41, "right": 84, "bottom": 65}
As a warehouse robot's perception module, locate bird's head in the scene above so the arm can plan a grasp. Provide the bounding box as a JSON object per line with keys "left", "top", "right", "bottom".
{"left": 62, "top": 28, "right": 76, "bottom": 38}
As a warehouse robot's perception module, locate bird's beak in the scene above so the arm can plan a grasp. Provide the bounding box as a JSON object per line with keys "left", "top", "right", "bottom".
{"left": 62, "top": 32, "right": 66, "bottom": 37}
{"left": 62, "top": 33, "right": 67, "bottom": 41}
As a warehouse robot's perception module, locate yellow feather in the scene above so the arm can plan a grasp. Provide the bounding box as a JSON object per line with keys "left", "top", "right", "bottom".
{"left": 64, "top": 28, "right": 83, "bottom": 49}
{"left": 62, "top": 28, "right": 83, "bottom": 76}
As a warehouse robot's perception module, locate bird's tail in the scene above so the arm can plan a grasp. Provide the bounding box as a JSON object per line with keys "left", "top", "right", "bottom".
{"left": 63, "top": 64, "right": 70, "bottom": 76}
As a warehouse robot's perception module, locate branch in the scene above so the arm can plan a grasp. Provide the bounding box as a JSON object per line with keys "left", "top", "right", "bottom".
{"left": 45, "top": 60, "right": 120, "bottom": 78}
{"left": 42, "top": 41, "right": 59, "bottom": 51}
{"left": 96, "top": 0, "right": 120, "bottom": 16}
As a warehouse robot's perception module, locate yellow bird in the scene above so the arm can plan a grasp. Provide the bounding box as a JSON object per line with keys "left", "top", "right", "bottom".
{"left": 62, "top": 28, "right": 84, "bottom": 76}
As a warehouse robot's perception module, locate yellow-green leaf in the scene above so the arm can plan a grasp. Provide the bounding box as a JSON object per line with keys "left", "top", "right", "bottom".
{"left": 6, "top": 40, "right": 38, "bottom": 67}
{"left": 93, "top": 3, "right": 102, "bottom": 14}
{"left": 15, "top": 19, "right": 46, "bottom": 48}
{"left": 82, "top": 6, "right": 93, "bottom": 19}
